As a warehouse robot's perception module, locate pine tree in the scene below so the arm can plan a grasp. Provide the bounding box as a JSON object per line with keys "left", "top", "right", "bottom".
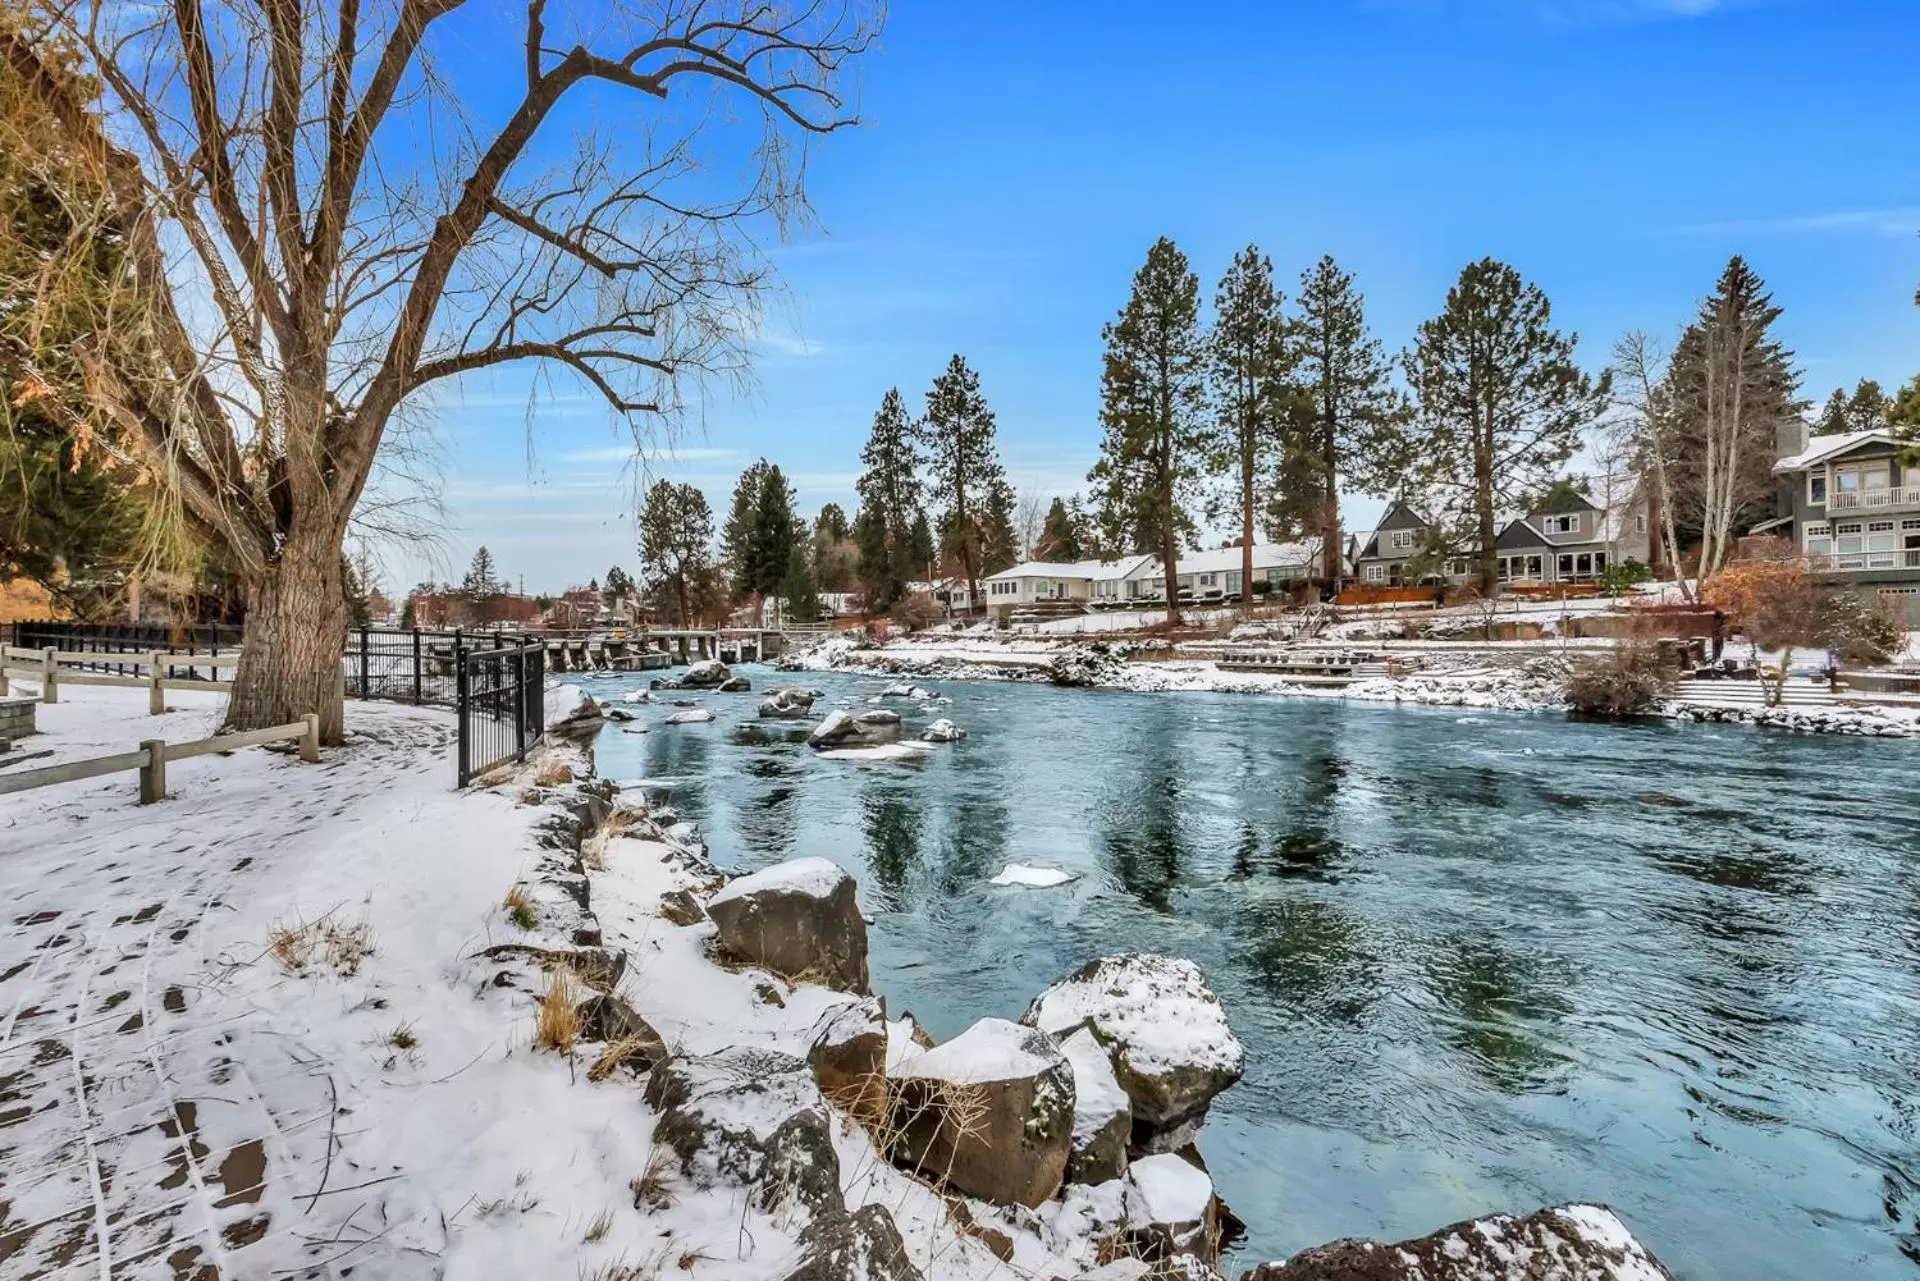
{"left": 779, "top": 542, "right": 819, "bottom": 622}
{"left": 602, "top": 565, "right": 634, "bottom": 606}
{"left": 1205, "top": 245, "right": 1293, "bottom": 601}
{"left": 907, "top": 510, "right": 936, "bottom": 581}
{"left": 1293, "top": 256, "right": 1408, "bottom": 593}
{"left": 921, "top": 355, "right": 1009, "bottom": 609}
{"left": 1662, "top": 257, "right": 1804, "bottom": 583}
{"left": 1088, "top": 237, "right": 1207, "bottom": 621}
{"left": 747, "top": 464, "right": 800, "bottom": 604}
{"left": 1036, "top": 497, "right": 1087, "bottom": 562}
{"left": 814, "top": 503, "right": 851, "bottom": 542}
{"left": 638, "top": 479, "right": 715, "bottom": 625}
{"left": 461, "top": 546, "right": 501, "bottom": 599}
{"left": 1815, "top": 379, "right": 1888, "bottom": 435}
{"left": 1403, "top": 258, "right": 1610, "bottom": 592}
{"left": 721, "top": 460, "right": 770, "bottom": 597}
{"left": 853, "top": 389, "right": 923, "bottom": 608}
{"left": 1890, "top": 375, "right": 1920, "bottom": 462}
{"left": 981, "top": 476, "right": 1019, "bottom": 574}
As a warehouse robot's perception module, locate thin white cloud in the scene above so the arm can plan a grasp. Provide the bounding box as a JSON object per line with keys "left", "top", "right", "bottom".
{"left": 1669, "top": 207, "right": 1920, "bottom": 238}
{"left": 556, "top": 445, "right": 742, "bottom": 463}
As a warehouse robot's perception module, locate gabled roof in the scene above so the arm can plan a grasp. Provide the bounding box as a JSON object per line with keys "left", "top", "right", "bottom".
{"left": 1174, "top": 540, "right": 1321, "bottom": 576}
{"left": 1355, "top": 500, "right": 1431, "bottom": 560}
{"left": 1775, "top": 430, "right": 1894, "bottom": 472}
{"left": 983, "top": 556, "right": 1154, "bottom": 583}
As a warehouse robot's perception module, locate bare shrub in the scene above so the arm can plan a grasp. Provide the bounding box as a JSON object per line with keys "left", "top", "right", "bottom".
{"left": 1567, "top": 640, "right": 1677, "bottom": 716}
{"left": 266, "top": 914, "right": 374, "bottom": 976}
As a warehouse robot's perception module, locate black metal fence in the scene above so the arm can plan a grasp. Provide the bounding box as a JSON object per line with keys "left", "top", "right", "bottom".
{"left": 6, "top": 619, "right": 243, "bottom": 681}
{"left": 342, "top": 626, "right": 529, "bottom": 706}
{"left": 456, "top": 642, "right": 546, "bottom": 786}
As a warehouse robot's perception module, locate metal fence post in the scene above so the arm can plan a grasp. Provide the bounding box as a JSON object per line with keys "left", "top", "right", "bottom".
{"left": 138, "top": 739, "right": 167, "bottom": 804}
{"left": 358, "top": 626, "right": 370, "bottom": 700}
{"left": 455, "top": 647, "right": 471, "bottom": 787}
{"left": 412, "top": 628, "right": 423, "bottom": 704}
{"left": 513, "top": 645, "right": 527, "bottom": 762}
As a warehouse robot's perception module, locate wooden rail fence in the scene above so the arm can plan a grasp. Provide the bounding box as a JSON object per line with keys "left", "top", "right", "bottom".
{"left": 0, "top": 715, "right": 320, "bottom": 805}
{"left": 1, "top": 646, "right": 239, "bottom": 712}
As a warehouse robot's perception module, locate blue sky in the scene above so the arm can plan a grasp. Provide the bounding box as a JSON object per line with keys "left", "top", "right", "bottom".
{"left": 388, "top": 0, "right": 1920, "bottom": 594}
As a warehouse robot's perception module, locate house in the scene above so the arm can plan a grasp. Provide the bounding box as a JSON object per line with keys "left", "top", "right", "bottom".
{"left": 981, "top": 557, "right": 1156, "bottom": 615}
{"left": 1167, "top": 540, "right": 1326, "bottom": 601}
{"left": 1352, "top": 483, "right": 1653, "bottom": 588}
{"left": 1768, "top": 427, "right": 1920, "bottom": 622}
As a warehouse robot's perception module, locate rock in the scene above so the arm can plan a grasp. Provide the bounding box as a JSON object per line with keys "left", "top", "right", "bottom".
{"left": 760, "top": 687, "right": 818, "bottom": 719}
{"left": 1122, "top": 1152, "right": 1221, "bottom": 1268}
{"left": 1239, "top": 1203, "right": 1676, "bottom": 1281}
{"left": 1048, "top": 645, "right": 1123, "bottom": 688}
{"left": 666, "top": 708, "right": 715, "bottom": 725}
{"left": 706, "top": 857, "right": 870, "bottom": 993}
{"left": 1024, "top": 955, "right": 1243, "bottom": 1150}
{"left": 922, "top": 718, "right": 966, "bottom": 743}
{"left": 782, "top": 1204, "right": 925, "bottom": 1281}
{"left": 889, "top": 1017, "right": 1074, "bottom": 1208}
{"left": 606, "top": 706, "right": 636, "bottom": 722}
{"left": 1061, "top": 1027, "right": 1130, "bottom": 1184}
{"left": 658, "top": 888, "right": 707, "bottom": 927}
{"left": 543, "top": 685, "right": 605, "bottom": 741}
{"left": 678, "top": 659, "right": 733, "bottom": 689}
{"left": 718, "top": 674, "right": 753, "bottom": 692}
{"left": 575, "top": 995, "right": 668, "bottom": 1069}
{"left": 807, "top": 708, "right": 905, "bottom": 750}
{"left": 947, "top": 1200, "right": 1015, "bottom": 1262}
{"left": 808, "top": 997, "right": 888, "bottom": 1124}
{"left": 645, "top": 1048, "right": 844, "bottom": 1220}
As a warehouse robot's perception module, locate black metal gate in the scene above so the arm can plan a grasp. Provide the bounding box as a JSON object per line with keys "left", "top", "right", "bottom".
{"left": 455, "top": 641, "right": 546, "bottom": 786}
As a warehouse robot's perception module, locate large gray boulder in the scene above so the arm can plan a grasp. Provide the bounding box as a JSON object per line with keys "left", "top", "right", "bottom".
{"left": 889, "top": 1017, "right": 1074, "bottom": 1208}
{"left": 1061, "top": 1026, "right": 1130, "bottom": 1185}
{"left": 807, "top": 708, "right": 903, "bottom": 750}
{"left": 1023, "top": 955, "right": 1243, "bottom": 1150}
{"left": 678, "top": 658, "right": 733, "bottom": 689}
{"left": 1238, "top": 1204, "right": 1675, "bottom": 1281}
{"left": 718, "top": 674, "right": 753, "bottom": 693}
{"left": 706, "top": 857, "right": 870, "bottom": 993}
{"left": 645, "top": 1047, "right": 844, "bottom": 1220}
{"left": 761, "top": 687, "right": 817, "bottom": 719}
{"left": 1123, "top": 1152, "right": 1222, "bottom": 1269}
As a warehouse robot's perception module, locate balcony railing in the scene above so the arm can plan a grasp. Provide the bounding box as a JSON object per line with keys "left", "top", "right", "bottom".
{"left": 1807, "top": 550, "right": 1920, "bottom": 572}
{"left": 1826, "top": 485, "right": 1920, "bottom": 511}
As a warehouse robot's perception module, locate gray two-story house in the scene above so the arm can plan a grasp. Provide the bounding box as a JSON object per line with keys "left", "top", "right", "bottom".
{"left": 1767, "top": 427, "right": 1920, "bottom": 622}
{"left": 1352, "top": 481, "right": 1652, "bottom": 588}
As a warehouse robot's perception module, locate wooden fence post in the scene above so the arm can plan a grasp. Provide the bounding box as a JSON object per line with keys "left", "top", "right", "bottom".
{"left": 148, "top": 651, "right": 166, "bottom": 715}
{"left": 41, "top": 648, "right": 57, "bottom": 704}
{"left": 138, "top": 739, "right": 167, "bottom": 804}
{"left": 300, "top": 713, "right": 320, "bottom": 763}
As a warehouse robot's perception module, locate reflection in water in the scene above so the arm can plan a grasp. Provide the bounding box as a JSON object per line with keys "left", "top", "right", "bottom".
{"left": 592, "top": 670, "right": 1920, "bottom": 1279}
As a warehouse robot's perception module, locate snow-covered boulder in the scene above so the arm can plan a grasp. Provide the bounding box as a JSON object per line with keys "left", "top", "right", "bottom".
{"left": 707, "top": 858, "right": 870, "bottom": 993}
{"left": 783, "top": 1204, "right": 925, "bottom": 1281}
{"left": 1240, "top": 1203, "right": 1676, "bottom": 1281}
{"left": 889, "top": 1017, "right": 1075, "bottom": 1208}
{"left": 645, "top": 1047, "right": 844, "bottom": 1220}
{"left": 1124, "top": 1153, "right": 1221, "bottom": 1267}
{"left": 761, "top": 687, "right": 817, "bottom": 719}
{"left": 1023, "top": 955, "right": 1243, "bottom": 1148}
{"left": 718, "top": 674, "right": 752, "bottom": 692}
{"left": 542, "top": 684, "right": 604, "bottom": 741}
{"left": 1048, "top": 645, "right": 1123, "bottom": 688}
{"left": 807, "top": 708, "right": 903, "bottom": 750}
{"left": 677, "top": 658, "right": 733, "bottom": 689}
{"left": 808, "top": 997, "right": 888, "bottom": 1124}
{"left": 1061, "top": 1027, "right": 1130, "bottom": 1185}
{"left": 666, "top": 707, "right": 715, "bottom": 725}
{"left": 922, "top": 718, "right": 966, "bottom": 743}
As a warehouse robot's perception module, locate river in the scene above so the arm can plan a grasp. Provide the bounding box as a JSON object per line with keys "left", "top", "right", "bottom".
{"left": 589, "top": 666, "right": 1920, "bottom": 1279}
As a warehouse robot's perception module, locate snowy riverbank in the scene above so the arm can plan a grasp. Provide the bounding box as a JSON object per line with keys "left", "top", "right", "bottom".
{"left": 777, "top": 633, "right": 1920, "bottom": 737}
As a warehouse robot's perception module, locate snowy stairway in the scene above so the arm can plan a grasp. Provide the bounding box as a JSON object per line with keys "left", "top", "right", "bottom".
{"left": 1672, "top": 679, "right": 1839, "bottom": 708}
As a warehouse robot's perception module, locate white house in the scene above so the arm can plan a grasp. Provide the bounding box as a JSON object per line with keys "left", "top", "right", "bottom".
{"left": 981, "top": 557, "right": 1156, "bottom": 612}
{"left": 1169, "top": 540, "right": 1325, "bottom": 599}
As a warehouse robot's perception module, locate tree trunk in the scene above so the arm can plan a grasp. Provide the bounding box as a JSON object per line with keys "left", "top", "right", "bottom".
{"left": 226, "top": 525, "right": 349, "bottom": 744}
{"left": 1240, "top": 425, "right": 1255, "bottom": 604}
{"left": 1475, "top": 414, "right": 1498, "bottom": 595}
{"left": 1320, "top": 406, "right": 1341, "bottom": 600}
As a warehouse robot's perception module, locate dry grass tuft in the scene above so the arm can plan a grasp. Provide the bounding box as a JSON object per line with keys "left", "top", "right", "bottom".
{"left": 266, "top": 915, "right": 374, "bottom": 976}
{"left": 630, "top": 1144, "right": 674, "bottom": 1210}
{"left": 582, "top": 1208, "right": 615, "bottom": 1244}
{"left": 676, "top": 1249, "right": 714, "bottom": 1271}
{"left": 503, "top": 886, "right": 537, "bottom": 931}
{"left": 386, "top": 1022, "right": 419, "bottom": 1051}
{"left": 535, "top": 762, "right": 575, "bottom": 787}
{"left": 588, "top": 1034, "right": 657, "bottom": 1083}
{"left": 536, "top": 965, "right": 581, "bottom": 1054}
{"left": 578, "top": 1260, "right": 660, "bottom": 1281}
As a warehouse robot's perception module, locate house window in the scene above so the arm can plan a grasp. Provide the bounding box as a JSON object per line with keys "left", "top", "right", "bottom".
{"left": 1199, "top": 573, "right": 1216, "bottom": 587}
{"left": 1544, "top": 514, "right": 1579, "bottom": 535}
{"left": 1868, "top": 521, "right": 1896, "bottom": 533}
{"left": 1594, "top": 551, "right": 1608, "bottom": 573}
{"left": 1226, "top": 571, "right": 1242, "bottom": 593}
{"left": 1635, "top": 514, "right": 1648, "bottom": 533}
{"left": 1363, "top": 563, "right": 1387, "bottom": 582}
{"left": 1389, "top": 530, "right": 1415, "bottom": 551}
{"left": 1557, "top": 553, "right": 1575, "bottom": 578}
{"left": 1808, "top": 473, "right": 1826, "bottom": 505}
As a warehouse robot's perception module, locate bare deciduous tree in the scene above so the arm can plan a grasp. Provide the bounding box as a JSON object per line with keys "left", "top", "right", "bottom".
{"left": 1609, "top": 331, "right": 1690, "bottom": 600}
{"left": 2, "top": 0, "right": 877, "bottom": 740}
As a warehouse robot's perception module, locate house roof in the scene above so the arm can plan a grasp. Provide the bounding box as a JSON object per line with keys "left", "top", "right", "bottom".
{"left": 983, "top": 556, "right": 1155, "bottom": 582}
{"left": 1174, "top": 540, "right": 1321, "bottom": 576}
{"left": 1775, "top": 429, "right": 1893, "bottom": 472}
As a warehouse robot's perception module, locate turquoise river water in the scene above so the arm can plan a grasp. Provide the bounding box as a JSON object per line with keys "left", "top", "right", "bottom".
{"left": 588, "top": 666, "right": 1920, "bottom": 1279}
